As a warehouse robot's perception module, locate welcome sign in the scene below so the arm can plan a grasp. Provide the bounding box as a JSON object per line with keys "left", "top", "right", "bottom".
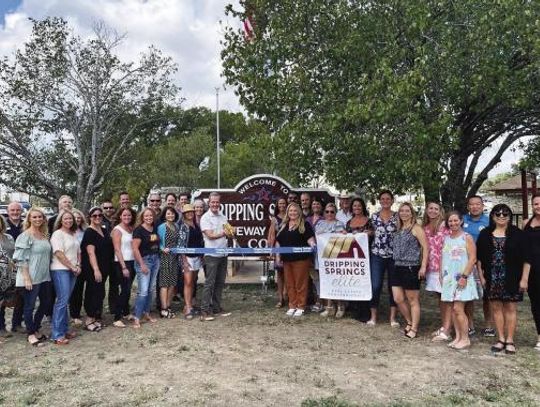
{"left": 193, "top": 174, "right": 333, "bottom": 251}
{"left": 317, "top": 233, "right": 372, "bottom": 301}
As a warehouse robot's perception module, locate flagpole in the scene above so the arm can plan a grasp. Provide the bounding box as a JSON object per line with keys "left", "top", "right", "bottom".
{"left": 215, "top": 87, "right": 221, "bottom": 189}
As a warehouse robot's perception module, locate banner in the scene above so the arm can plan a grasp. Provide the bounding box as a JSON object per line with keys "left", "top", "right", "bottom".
{"left": 316, "top": 233, "right": 372, "bottom": 301}
{"left": 170, "top": 247, "right": 315, "bottom": 255}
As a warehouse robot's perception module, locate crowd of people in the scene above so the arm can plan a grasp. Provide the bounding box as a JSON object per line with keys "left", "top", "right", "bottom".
{"left": 268, "top": 191, "right": 540, "bottom": 354}
{"left": 0, "top": 191, "right": 233, "bottom": 346}
{"left": 0, "top": 188, "right": 539, "bottom": 355}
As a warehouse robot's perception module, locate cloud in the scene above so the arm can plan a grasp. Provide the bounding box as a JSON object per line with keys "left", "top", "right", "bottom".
{"left": 0, "top": 0, "right": 242, "bottom": 111}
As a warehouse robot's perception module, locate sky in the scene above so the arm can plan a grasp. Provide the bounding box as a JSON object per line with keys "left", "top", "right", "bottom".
{"left": 0, "top": 0, "right": 523, "bottom": 177}
{"left": 0, "top": 0, "right": 242, "bottom": 111}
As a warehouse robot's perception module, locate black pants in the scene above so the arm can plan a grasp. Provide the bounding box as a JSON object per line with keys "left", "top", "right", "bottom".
{"left": 529, "top": 275, "right": 540, "bottom": 335}
{"left": 113, "top": 261, "right": 135, "bottom": 321}
{"left": 108, "top": 267, "right": 119, "bottom": 314}
{"left": 70, "top": 270, "right": 108, "bottom": 319}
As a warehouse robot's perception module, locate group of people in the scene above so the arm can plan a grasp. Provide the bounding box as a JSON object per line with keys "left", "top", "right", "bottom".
{"left": 1, "top": 187, "right": 539, "bottom": 354}
{"left": 267, "top": 190, "right": 540, "bottom": 354}
{"left": 0, "top": 191, "right": 233, "bottom": 347}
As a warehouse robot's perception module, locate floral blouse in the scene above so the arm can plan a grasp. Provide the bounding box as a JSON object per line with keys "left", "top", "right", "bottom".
{"left": 424, "top": 223, "right": 449, "bottom": 274}
{"left": 370, "top": 211, "right": 398, "bottom": 258}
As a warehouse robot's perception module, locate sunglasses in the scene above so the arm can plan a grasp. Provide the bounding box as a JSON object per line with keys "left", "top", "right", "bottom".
{"left": 150, "top": 199, "right": 161, "bottom": 202}
{"left": 103, "top": 206, "right": 114, "bottom": 210}
{"left": 325, "top": 210, "right": 336, "bottom": 214}
{"left": 494, "top": 211, "right": 510, "bottom": 218}
{"left": 91, "top": 214, "right": 103, "bottom": 218}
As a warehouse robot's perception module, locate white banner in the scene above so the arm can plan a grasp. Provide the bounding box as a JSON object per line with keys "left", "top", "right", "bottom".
{"left": 316, "top": 233, "right": 372, "bottom": 301}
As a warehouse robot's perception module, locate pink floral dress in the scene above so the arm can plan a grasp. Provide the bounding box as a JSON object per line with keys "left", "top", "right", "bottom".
{"left": 424, "top": 223, "right": 449, "bottom": 293}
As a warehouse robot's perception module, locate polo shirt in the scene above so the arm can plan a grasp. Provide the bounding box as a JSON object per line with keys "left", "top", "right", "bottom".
{"left": 463, "top": 213, "right": 489, "bottom": 242}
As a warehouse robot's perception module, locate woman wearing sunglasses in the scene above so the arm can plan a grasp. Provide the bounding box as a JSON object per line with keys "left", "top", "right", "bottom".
{"left": 477, "top": 204, "right": 530, "bottom": 354}
{"left": 79, "top": 207, "right": 114, "bottom": 332}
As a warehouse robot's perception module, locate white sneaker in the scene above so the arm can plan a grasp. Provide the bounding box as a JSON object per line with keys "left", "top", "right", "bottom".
{"left": 286, "top": 308, "right": 296, "bottom": 316}
{"left": 293, "top": 309, "right": 304, "bottom": 317}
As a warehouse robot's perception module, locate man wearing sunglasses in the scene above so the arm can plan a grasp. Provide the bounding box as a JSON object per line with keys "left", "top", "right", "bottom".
{"left": 148, "top": 193, "right": 162, "bottom": 216}
{"left": 463, "top": 195, "right": 493, "bottom": 337}
{"left": 101, "top": 199, "right": 115, "bottom": 234}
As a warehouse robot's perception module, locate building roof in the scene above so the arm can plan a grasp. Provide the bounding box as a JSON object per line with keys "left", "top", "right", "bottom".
{"left": 489, "top": 174, "right": 536, "bottom": 193}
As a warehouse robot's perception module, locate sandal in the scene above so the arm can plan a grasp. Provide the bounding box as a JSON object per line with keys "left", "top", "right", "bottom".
{"left": 37, "top": 334, "right": 48, "bottom": 341}
{"left": 132, "top": 320, "right": 141, "bottom": 329}
{"left": 84, "top": 322, "right": 102, "bottom": 332}
{"left": 490, "top": 340, "right": 505, "bottom": 353}
{"left": 184, "top": 309, "right": 195, "bottom": 320}
{"left": 402, "top": 322, "right": 412, "bottom": 335}
{"left": 143, "top": 314, "right": 157, "bottom": 323}
{"left": 404, "top": 329, "right": 417, "bottom": 339}
{"left": 275, "top": 301, "right": 283, "bottom": 308}
{"left": 505, "top": 342, "right": 516, "bottom": 355}
{"left": 113, "top": 320, "right": 126, "bottom": 328}
{"left": 28, "top": 335, "right": 45, "bottom": 347}
{"left": 54, "top": 337, "right": 70, "bottom": 345}
{"left": 432, "top": 332, "right": 451, "bottom": 342}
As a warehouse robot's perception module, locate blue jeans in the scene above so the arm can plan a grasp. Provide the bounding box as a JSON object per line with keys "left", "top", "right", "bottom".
{"left": 51, "top": 270, "right": 76, "bottom": 340}
{"left": 22, "top": 281, "right": 52, "bottom": 335}
{"left": 370, "top": 255, "right": 396, "bottom": 308}
{"left": 134, "top": 254, "right": 159, "bottom": 319}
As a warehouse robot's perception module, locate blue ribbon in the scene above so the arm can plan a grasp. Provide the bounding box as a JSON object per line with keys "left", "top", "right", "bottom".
{"left": 170, "top": 247, "right": 316, "bottom": 255}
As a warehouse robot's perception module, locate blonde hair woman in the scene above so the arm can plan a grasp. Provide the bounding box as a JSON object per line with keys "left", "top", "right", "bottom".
{"left": 14, "top": 208, "right": 52, "bottom": 346}
{"left": 275, "top": 203, "right": 316, "bottom": 318}
{"left": 421, "top": 202, "right": 451, "bottom": 341}
{"left": 72, "top": 209, "right": 88, "bottom": 245}
{"left": 391, "top": 203, "right": 428, "bottom": 339}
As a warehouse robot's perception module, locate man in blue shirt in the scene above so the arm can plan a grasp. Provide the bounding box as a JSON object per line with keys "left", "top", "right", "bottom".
{"left": 463, "top": 195, "right": 494, "bottom": 337}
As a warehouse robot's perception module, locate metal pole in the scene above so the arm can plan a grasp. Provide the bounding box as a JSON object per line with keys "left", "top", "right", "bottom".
{"left": 216, "top": 87, "right": 221, "bottom": 189}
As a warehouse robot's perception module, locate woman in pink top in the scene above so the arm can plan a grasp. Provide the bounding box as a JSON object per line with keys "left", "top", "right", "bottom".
{"left": 422, "top": 202, "right": 451, "bottom": 341}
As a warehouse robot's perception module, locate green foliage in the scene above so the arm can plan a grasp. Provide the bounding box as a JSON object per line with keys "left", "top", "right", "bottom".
{"left": 0, "top": 18, "right": 178, "bottom": 210}
{"left": 222, "top": 0, "right": 540, "bottom": 208}
{"left": 101, "top": 106, "right": 275, "bottom": 194}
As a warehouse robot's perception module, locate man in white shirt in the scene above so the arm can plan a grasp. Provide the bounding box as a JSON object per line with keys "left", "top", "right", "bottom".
{"left": 199, "top": 192, "right": 233, "bottom": 320}
{"left": 336, "top": 193, "right": 353, "bottom": 224}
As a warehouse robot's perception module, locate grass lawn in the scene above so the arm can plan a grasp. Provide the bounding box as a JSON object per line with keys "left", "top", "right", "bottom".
{"left": 1, "top": 284, "right": 539, "bottom": 406}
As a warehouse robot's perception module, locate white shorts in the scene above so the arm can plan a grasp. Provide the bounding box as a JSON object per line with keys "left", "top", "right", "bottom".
{"left": 186, "top": 257, "right": 202, "bottom": 272}
{"left": 425, "top": 272, "right": 441, "bottom": 293}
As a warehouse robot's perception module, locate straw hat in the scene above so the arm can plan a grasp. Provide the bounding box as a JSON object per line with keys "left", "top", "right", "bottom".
{"left": 182, "top": 204, "right": 195, "bottom": 213}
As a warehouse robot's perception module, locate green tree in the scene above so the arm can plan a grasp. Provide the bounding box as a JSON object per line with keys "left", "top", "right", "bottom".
{"left": 0, "top": 18, "right": 178, "bottom": 211}
{"left": 222, "top": 0, "right": 540, "bottom": 210}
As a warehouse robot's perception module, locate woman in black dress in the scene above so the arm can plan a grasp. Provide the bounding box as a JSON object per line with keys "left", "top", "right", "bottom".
{"left": 477, "top": 204, "right": 530, "bottom": 354}
{"left": 80, "top": 207, "right": 114, "bottom": 332}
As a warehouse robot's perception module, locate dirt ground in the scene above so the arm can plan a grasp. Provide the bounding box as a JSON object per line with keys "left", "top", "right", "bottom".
{"left": 1, "top": 285, "right": 540, "bottom": 407}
